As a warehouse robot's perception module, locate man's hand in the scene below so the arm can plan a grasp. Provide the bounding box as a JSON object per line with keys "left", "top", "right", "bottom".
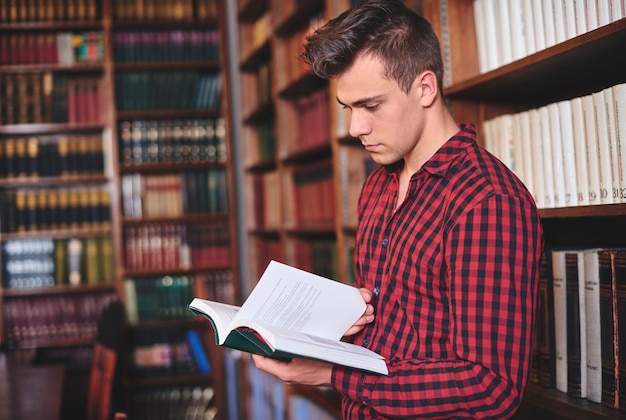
{"left": 251, "top": 355, "right": 333, "bottom": 386}
{"left": 251, "top": 287, "right": 375, "bottom": 386}
{"left": 344, "top": 288, "right": 375, "bottom": 336}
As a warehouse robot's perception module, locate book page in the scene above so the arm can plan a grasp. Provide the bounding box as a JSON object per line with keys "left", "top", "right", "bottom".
{"left": 189, "top": 299, "right": 241, "bottom": 345}
{"left": 233, "top": 260, "right": 365, "bottom": 341}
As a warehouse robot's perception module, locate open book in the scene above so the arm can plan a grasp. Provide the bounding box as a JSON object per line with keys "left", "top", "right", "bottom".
{"left": 188, "top": 260, "right": 388, "bottom": 375}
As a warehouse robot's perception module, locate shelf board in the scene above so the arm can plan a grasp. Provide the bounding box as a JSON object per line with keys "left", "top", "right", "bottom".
{"left": 2, "top": 283, "right": 116, "bottom": 298}
{"left": 0, "top": 21, "right": 103, "bottom": 31}
{"left": 111, "top": 19, "right": 218, "bottom": 30}
{"left": 114, "top": 61, "right": 220, "bottom": 72}
{"left": 247, "top": 228, "right": 281, "bottom": 237}
{"left": 123, "top": 265, "right": 233, "bottom": 278}
{"left": 539, "top": 203, "right": 626, "bottom": 219}
{"left": 285, "top": 225, "right": 336, "bottom": 237}
{"left": 237, "top": 0, "right": 269, "bottom": 22}
{"left": 0, "top": 63, "right": 104, "bottom": 73}
{"left": 0, "top": 122, "right": 105, "bottom": 135}
{"left": 121, "top": 213, "right": 228, "bottom": 224}
{"left": 118, "top": 160, "right": 225, "bottom": 174}
{"left": 0, "top": 227, "right": 112, "bottom": 242}
{"left": 0, "top": 174, "right": 108, "bottom": 188}
{"left": 282, "top": 142, "right": 331, "bottom": 165}
{"left": 11, "top": 336, "right": 95, "bottom": 350}
{"left": 278, "top": 71, "right": 326, "bottom": 99}
{"left": 245, "top": 158, "right": 278, "bottom": 173}
{"left": 275, "top": 0, "right": 324, "bottom": 37}
{"left": 116, "top": 110, "right": 221, "bottom": 120}
{"left": 519, "top": 383, "right": 621, "bottom": 419}
{"left": 243, "top": 100, "right": 274, "bottom": 125}
{"left": 240, "top": 39, "right": 271, "bottom": 72}
{"left": 445, "top": 18, "right": 626, "bottom": 106}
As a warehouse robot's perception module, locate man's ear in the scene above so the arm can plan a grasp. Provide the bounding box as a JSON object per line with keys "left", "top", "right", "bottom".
{"left": 416, "top": 71, "right": 438, "bottom": 107}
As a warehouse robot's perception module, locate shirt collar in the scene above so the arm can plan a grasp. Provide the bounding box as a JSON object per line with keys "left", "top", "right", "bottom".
{"left": 384, "top": 123, "right": 476, "bottom": 178}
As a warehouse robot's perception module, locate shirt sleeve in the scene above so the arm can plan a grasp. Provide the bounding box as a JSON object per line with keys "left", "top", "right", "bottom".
{"left": 331, "top": 193, "right": 543, "bottom": 419}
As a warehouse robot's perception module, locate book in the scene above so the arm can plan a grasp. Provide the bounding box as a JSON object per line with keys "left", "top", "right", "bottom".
{"left": 599, "top": 249, "right": 619, "bottom": 408}
{"left": 584, "top": 248, "right": 603, "bottom": 403}
{"left": 188, "top": 260, "right": 389, "bottom": 375}
{"left": 565, "top": 251, "right": 587, "bottom": 398}
{"left": 552, "top": 249, "right": 569, "bottom": 392}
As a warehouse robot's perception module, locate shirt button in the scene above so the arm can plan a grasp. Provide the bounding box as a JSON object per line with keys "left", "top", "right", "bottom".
{"left": 363, "top": 337, "right": 370, "bottom": 345}
{"left": 381, "top": 238, "right": 388, "bottom": 247}
{"left": 373, "top": 287, "right": 380, "bottom": 296}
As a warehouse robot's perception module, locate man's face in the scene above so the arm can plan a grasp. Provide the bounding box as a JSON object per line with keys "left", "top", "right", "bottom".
{"left": 336, "top": 54, "right": 424, "bottom": 166}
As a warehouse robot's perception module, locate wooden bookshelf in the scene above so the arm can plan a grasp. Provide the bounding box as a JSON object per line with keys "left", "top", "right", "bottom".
{"left": 0, "top": 0, "right": 239, "bottom": 419}
{"left": 436, "top": 0, "right": 626, "bottom": 417}
{"left": 233, "top": 0, "right": 626, "bottom": 418}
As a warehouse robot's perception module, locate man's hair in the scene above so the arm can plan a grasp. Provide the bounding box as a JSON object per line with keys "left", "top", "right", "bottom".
{"left": 301, "top": 0, "right": 444, "bottom": 94}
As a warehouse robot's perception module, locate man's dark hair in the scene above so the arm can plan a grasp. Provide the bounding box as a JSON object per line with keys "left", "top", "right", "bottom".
{"left": 301, "top": 0, "right": 444, "bottom": 95}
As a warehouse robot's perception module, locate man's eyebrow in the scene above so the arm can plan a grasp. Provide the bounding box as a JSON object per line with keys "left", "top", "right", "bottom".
{"left": 336, "top": 95, "right": 385, "bottom": 108}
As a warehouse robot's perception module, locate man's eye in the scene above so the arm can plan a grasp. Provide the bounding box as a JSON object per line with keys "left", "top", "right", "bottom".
{"left": 365, "top": 104, "right": 379, "bottom": 111}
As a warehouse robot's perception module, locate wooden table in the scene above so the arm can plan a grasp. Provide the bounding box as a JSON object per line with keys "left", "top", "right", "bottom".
{"left": 0, "top": 354, "right": 65, "bottom": 420}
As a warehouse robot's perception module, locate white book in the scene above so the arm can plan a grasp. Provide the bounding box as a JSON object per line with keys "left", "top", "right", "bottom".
{"left": 558, "top": 100, "right": 579, "bottom": 207}
{"left": 530, "top": 109, "right": 547, "bottom": 208}
{"left": 512, "top": 113, "right": 526, "bottom": 185}
{"left": 552, "top": 250, "right": 569, "bottom": 393}
{"left": 584, "top": 248, "right": 603, "bottom": 403}
{"left": 582, "top": 94, "right": 601, "bottom": 204}
{"left": 604, "top": 87, "right": 621, "bottom": 203}
{"left": 473, "top": 0, "right": 489, "bottom": 74}
{"left": 572, "top": 97, "right": 590, "bottom": 205}
{"left": 563, "top": 0, "right": 578, "bottom": 39}
{"left": 598, "top": 0, "right": 611, "bottom": 26}
{"left": 540, "top": 106, "right": 556, "bottom": 207}
{"left": 592, "top": 90, "right": 615, "bottom": 204}
{"left": 543, "top": 0, "right": 557, "bottom": 47}
{"left": 497, "top": 0, "right": 513, "bottom": 65}
{"left": 553, "top": 0, "right": 567, "bottom": 43}
{"left": 523, "top": 0, "right": 537, "bottom": 55}
{"left": 532, "top": 0, "right": 547, "bottom": 51}
{"left": 612, "top": 83, "right": 626, "bottom": 203}
{"left": 566, "top": 250, "right": 587, "bottom": 399}
{"left": 188, "top": 260, "right": 389, "bottom": 375}
{"left": 610, "top": 0, "right": 624, "bottom": 21}
{"left": 483, "top": 0, "right": 500, "bottom": 71}
{"left": 548, "top": 103, "right": 566, "bottom": 207}
{"left": 509, "top": 0, "right": 527, "bottom": 61}
{"left": 586, "top": 0, "right": 599, "bottom": 30}
{"left": 519, "top": 110, "right": 535, "bottom": 196}
{"left": 500, "top": 114, "right": 515, "bottom": 171}
{"left": 574, "top": 0, "right": 588, "bottom": 35}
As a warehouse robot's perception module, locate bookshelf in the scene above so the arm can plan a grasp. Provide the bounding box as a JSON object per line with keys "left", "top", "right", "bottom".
{"left": 0, "top": 0, "right": 240, "bottom": 418}
{"left": 434, "top": 1, "right": 626, "bottom": 418}
{"left": 0, "top": 2, "right": 118, "bottom": 418}
{"left": 233, "top": 0, "right": 626, "bottom": 419}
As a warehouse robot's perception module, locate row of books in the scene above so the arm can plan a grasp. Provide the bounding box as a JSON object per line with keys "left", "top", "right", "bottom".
{"left": 118, "top": 118, "right": 227, "bottom": 166}
{"left": 0, "top": 0, "right": 99, "bottom": 23}
{"left": 2, "top": 236, "right": 114, "bottom": 288}
{"left": 121, "top": 170, "right": 228, "bottom": 218}
{"left": 114, "top": 71, "right": 221, "bottom": 112}
{"left": 123, "top": 222, "right": 231, "bottom": 272}
{"left": 251, "top": 171, "right": 281, "bottom": 230}
{"left": 0, "top": 31, "right": 104, "bottom": 66}
{"left": 533, "top": 247, "right": 626, "bottom": 411}
{"left": 3, "top": 291, "right": 117, "bottom": 346}
{"left": 128, "top": 385, "right": 217, "bottom": 420}
{"left": 127, "top": 328, "right": 211, "bottom": 377}
{"left": 112, "top": 29, "right": 220, "bottom": 63}
{"left": 292, "top": 162, "right": 335, "bottom": 228}
{"left": 112, "top": 0, "right": 218, "bottom": 22}
{"left": 293, "top": 238, "right": 338, "bottom": 281}
{"left": 0, "top": 72, "right": 102, "bottom": 125}
{"left": 123, "top": 275, "right": 195, "bottom": 323}
{"left": 0, "top": 186, "right": 111, "bottom": 233}
{"left": 483, "top": 83, "right": 626, "bottom": 209}
{"left": 473, "top": 0, "right": 626, "bottom": 74}
{"left": 294, "top": 88, "right": 331, "bottom": 151}
{"left": 0, "top": 134, "right": 104, "bottom": 179}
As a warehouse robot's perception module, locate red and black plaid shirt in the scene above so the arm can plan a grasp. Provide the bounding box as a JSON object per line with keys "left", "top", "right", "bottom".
{"left": 332, "top": 124, "right": 544, "bottom": 419}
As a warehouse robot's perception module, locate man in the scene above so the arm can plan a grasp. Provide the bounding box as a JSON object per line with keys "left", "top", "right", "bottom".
{"left": 253, "top": 0, "right": 544, "bottom": 418}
